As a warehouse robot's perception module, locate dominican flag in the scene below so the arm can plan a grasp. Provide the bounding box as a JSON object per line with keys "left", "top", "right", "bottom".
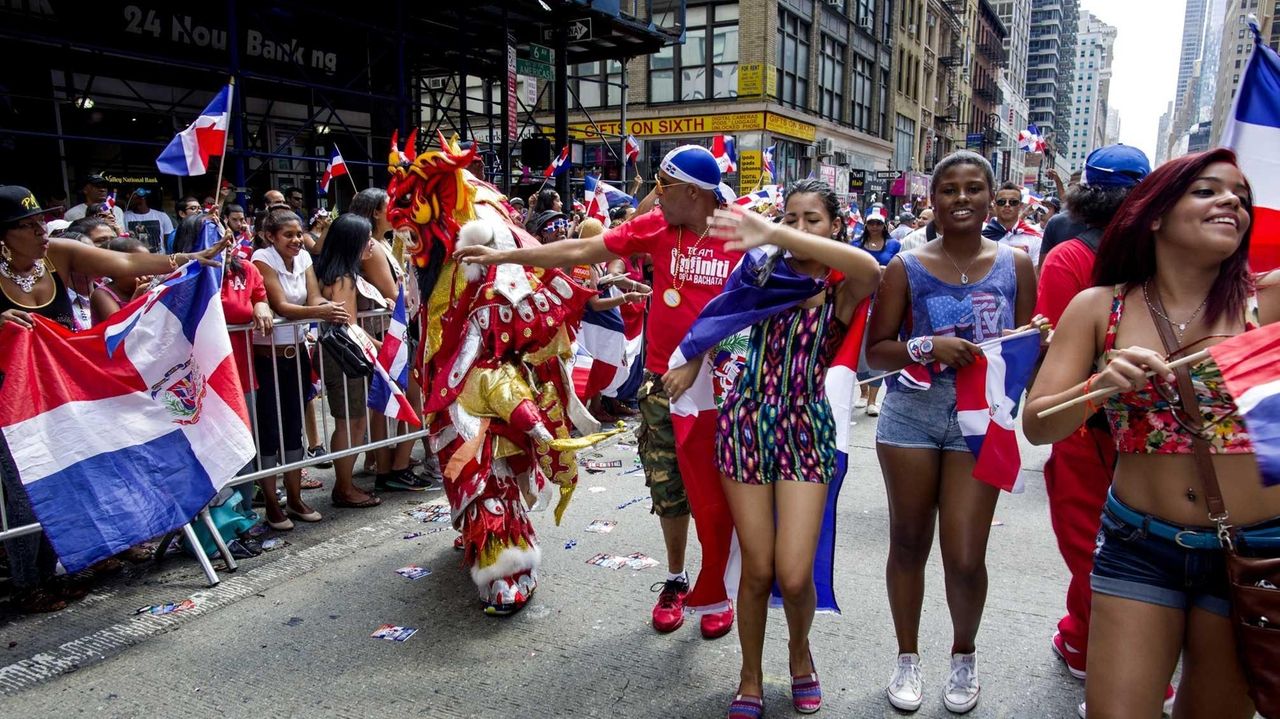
{"left": 544, "top": 145, "right": 570, "bottom": 178}
{"left": 156, "top": 85, "right": 232, "bottom": 176}
{"left": 1222, "top": 19, "right": 1280, "bottom": 272}
{"left": 763, "top": 144, "right": 776, "bottom": 178}
{"left": 0, "top": 262, "right": 254, "bottom": 573}
{"left": 104, "top": 190, "right": 117, "bottom": 212}
{"left": 712, "top": 135, "right": 737, "bottom": 174}
{"left": 1208, "top": 322, "right": 1280, "bottom": 485}
{"left": 668, "top": 248, "right": 863, "bottom": 614}
{"left": 624, "top": 134, "right": 641, "bottom": 165}
{"left": 583, "top": 175, "right": 633, "bottom": 223}
{"left": 1017, "top": 124, "right": 1047, "bottom": 153}
{"left": 734, "top": 185, "right": 783, "bottom": 211}
{"left": 318, "top": 146, "right": 348, "bottom": 195}
{"left": 367, "top": 284, "right": 421, "bottom": 426}
{"left": 954, "top": 329, "right": 1041, "bottom": 492}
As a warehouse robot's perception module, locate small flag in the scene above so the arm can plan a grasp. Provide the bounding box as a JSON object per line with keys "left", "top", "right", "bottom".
{"left": 1221, "top": 18, "right": 1280, "bottom": 271}
{"left": 368, "top": 285, "right": 421, "bottom": 426}
{"left": 733, "top": 185, "right": 783, "bottom": 211}
{"left": 763, "top": 144, "right": 776, "bottom": 178}
{"left": 1207, "top": 322, "right": 1280, "bottom": 485}
{"left": 544, "top": 146, "right": 570, "bottom": 178}
{"left": 104, "top": 191, "right": 117, "bottom": 212}
{"left": 624, "top": 135, "right": 641, "bottom": 165}
{"left": 711, "top": 135, "right": 736, "bottom": 173}
{"left": 156, "top": 85, "right": 232, "bottom": 176}
{"left": 318, "top": 146, "right": 348, "bottom": 195}
{"left": 955, "top": 330, "right": 1042, "bottom": 492}
{"left": 1017, "top": 124, "right": 1047, "bottom": 153}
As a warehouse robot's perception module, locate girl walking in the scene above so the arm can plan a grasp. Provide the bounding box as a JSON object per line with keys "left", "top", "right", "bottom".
{"left": 851, "top": 206, "right": 901, "bottom": 416}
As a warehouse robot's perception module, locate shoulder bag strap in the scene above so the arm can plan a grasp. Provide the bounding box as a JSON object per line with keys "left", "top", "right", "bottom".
{"left": 1145, "top": 291, "right": 1230, "bottom": 522}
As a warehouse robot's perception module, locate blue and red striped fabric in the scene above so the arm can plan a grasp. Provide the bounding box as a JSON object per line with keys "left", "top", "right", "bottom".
{"left": 1208, "top": 322, "right": 1280, "bottom": 486}
{"left": 367, "top": 284, "right": 420, "bottom": 426}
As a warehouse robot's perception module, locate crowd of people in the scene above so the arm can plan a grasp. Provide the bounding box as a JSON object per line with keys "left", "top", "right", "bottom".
{"left": 0, "top": 135, "right": 1274, "bottom": 719}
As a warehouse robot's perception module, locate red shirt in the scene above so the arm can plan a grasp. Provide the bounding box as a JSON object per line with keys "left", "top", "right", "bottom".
{"left": 603, "top": 208, "right": 741, "bottom": 374}
{"left": 220, "top": 260, "right": 268, "bottom": 392}
{"left": 1034, "top": 238, "right": 1097, "bottom": 327}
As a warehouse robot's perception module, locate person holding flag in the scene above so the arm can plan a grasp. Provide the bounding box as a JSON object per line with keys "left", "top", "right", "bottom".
{"left": 864, "top": 151, "right": 1038, "bottom": 714}
{"left": 1025, "top": 149, "right": 1280, "bottom": 719}
{"left": 662, "top": 179, "right": 881, "bottom": 718}
{"left": 456, "top": 144, "right": 741, "bottom": 638}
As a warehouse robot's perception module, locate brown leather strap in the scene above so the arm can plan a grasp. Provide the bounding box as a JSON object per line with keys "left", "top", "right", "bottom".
{"left": 1145, "top": 287, "right": 1229, "bottom": 520}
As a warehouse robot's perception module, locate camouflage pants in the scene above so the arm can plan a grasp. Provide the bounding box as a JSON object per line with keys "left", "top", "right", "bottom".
{"left": 636, "top": 371, "right": 690, "bottom": 518}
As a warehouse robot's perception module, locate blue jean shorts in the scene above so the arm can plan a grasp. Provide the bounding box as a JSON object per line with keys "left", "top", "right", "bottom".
{"left": 1090, "top": 493, "right": 1262, "bottom": 617}
{"left": 874, "top": 377, "right": 968, "bottom": 452}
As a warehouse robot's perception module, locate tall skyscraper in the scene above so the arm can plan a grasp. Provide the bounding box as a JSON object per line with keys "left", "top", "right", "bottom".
{"left": 1155, "top": 101, "right": 1173, "bottom": 166}
{"left": 995, "top": 0, "right": 1034, "bottom": 184}
{"left": 1105, "top": 106, "right": 1122, "bottom": 145}
{"left": 1064, "top": 10, "right": 1117, "bottom": 171}
{"left": 1025, "top": 0, "right": 1079, "bottom": 151}
{"left": 1175, "top": 0, "right": 1209, "bottom": 114}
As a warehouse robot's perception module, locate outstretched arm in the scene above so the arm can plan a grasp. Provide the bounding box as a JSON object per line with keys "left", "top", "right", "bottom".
{"left": 454, "top": 235, "right": 617, "bottom": 269}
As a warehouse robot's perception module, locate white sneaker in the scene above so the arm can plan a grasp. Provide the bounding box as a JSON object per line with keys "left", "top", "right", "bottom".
{"left": 943, "top": 652, "right": 980, "bottom": 714}
{"left": 1077, "top": 701, "right": 1086, "bottom": 718}
{"left": 886, "top": 653, "right": 923, "bottom": 711}
{"left": 855, "top": 396, "right": 869, "bottom": 409}
{"left": 866, "top": 402, "right": 881, "bottom": 417}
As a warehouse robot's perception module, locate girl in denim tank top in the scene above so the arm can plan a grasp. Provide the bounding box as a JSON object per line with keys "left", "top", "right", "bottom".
{"left": 864, "top": 151, "right": 1041, "bottom": 713}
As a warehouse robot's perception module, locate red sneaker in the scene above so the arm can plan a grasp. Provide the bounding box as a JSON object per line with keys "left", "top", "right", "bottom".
{"left": 1051, "top": 630, "right": 1087, "bottom": 679}
{"left": 700, "top": 602, "right": 735, "bottom": 639}
{"left": 651, "top": 577, "right": 689, "bottom": 633}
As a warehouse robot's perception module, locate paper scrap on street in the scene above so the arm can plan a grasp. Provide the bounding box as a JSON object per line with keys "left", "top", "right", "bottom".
{"left": 586, "top": 552, "right": 660, "bottom": 570}
{"left": 408, "top": 504, "right": 451, "bottom": 523}
{"left": 134, "top": 599, "right": 196, "bottom": 616}
{"left": 583, "top": 459, "right": 623, "bottom": 470}
{"left": 371, "top": 624, "right": 419, "bottom": 642}
{"left": 584, "top": 519, "right": 616, "bottom": 534}
{"left": 616, "top": 496, "right": 650, "bottom": 510}
{"left": 395, "top": 565, "right": 432, "bottom": 580}
{"left": 261, "top": 538, "right": 290, "bottom": 552}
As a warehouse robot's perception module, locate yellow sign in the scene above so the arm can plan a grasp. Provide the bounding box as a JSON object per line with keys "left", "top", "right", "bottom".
{"left": 738, "top": 150, "right": 762, "bottom": 195}
{"left": 568, "top": 110, "right": 817, "bottom": 144}
{"left": 737, "top": 63, "right": 777, "bottom": 98}
{"left": 765, "top": 113, "right": 816, "bottom": 142}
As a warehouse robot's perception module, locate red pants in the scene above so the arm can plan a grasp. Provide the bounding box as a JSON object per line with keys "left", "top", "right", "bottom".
{"left": 1043, "top": 425, "right": 1115, "bottom": 654}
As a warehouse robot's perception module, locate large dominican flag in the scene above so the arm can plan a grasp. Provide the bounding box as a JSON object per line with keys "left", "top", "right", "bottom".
{"left": 368, "top": 284, "right": 421, "bottom": 426}
{"left": 1208, "top": 321, "right": 1280, "bottom": 486}
{"left": 1222, "top": 20, "right": 1280, "bottom": 272}
{"left": 0, "top": 263, "right": 255, "bottom": 572}
{"left": 954, "top": 329, "right": 1042, "bottom": 493}
{"left": 156, "top": 85, "right": 232, "bottom": 176}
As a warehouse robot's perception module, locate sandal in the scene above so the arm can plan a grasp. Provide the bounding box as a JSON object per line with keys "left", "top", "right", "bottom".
{"left": 331, "top": 494, "right": 382, "bottom": 509}
{"left": 300, "top": 468, "right": 323, "bottom": 490}
{"left": 791, "top": 649, "right": 822, "bottom": 714}
{"left": 10, "top": 587, "right": 66, "bottom": 614}
{"left": 727, "top": 694, "right": 764, "bottom": 719}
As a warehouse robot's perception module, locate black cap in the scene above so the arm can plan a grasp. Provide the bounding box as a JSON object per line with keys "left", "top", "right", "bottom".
{"left": 0, "top": 186, "right": 59, "bottom": 224}
{"left": 81, "top": 172, "right": 109, "bottom": 186}
{"left": 530, "top": 210, "right": 565, "bottom": 231}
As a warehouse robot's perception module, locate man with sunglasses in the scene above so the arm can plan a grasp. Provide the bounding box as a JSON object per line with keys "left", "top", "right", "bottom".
{"left": 982, "top": 180, "right": 1043, "bottom": 267}
{"left": 455, "top": 144, "right": 740, "bottom": 640}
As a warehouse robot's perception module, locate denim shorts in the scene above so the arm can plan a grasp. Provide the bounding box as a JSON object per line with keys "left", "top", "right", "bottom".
{"left": 1091, "top": 493, "right": 1245, "bottom": 617}
{"left": 875, "top": 377, "right": 969, "bottom": 452}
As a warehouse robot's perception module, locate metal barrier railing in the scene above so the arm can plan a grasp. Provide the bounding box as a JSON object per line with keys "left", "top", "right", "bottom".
{"left": 0, "top": 309, "right": 431, "bottom": 548}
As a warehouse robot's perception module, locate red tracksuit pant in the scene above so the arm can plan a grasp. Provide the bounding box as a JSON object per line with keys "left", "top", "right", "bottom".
{"left": 1043, "top": 424, "right": 1115, "bottom": 654}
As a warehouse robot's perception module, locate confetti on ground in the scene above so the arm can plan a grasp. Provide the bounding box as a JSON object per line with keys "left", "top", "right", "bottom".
{"left": 134, "top": 599, "right": 196, "bottom": 616}
{"left": 395, "top": 565, "right": 432, "bottom": 580}
{"left": 588, "top": 486, "right": 607, "bottom": 493}
{"left": 564, "top": 539, "right": 578, "bottom": 550}
{"left": 584, "top": 519, "right": 617, "bottom": 534}
{"left": 371, "top": 624, "right": 418, "bottom": 642}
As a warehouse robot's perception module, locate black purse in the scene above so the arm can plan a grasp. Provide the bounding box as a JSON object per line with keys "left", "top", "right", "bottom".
{"left": 318, "top": 322, "right": 374, "bottom": 378}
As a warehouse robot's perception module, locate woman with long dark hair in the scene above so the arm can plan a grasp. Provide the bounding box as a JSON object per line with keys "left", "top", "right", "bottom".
{"left": 1025, "top": 148, "right": 1280, "bottom": 719}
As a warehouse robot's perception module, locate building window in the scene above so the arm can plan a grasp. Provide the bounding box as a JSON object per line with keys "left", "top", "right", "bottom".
{"left": 649, "top": 3, "right": 739, "bottom": 103}
{"left": 851, "top": 54, "right": 874, "bottom": 134}
{"left": 777, "top": 7, "right": 811, "bottom": 109}
{"left": 894, "top": 114, "right": 916, "bottom": 169}
{"left": 855, "top": 0, "right": 875, "bottom": 26}
{"left": 880, "top": 68, "right": 890, "bottom": 140}
{"left": 819, "top": 35, "right": 846, "bottom": 123}
{"left": 572, "top": 60, "right": 623, "bottom": 108}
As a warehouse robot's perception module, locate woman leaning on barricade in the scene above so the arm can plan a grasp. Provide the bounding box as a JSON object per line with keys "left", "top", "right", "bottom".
{"left": 0, "top": 186, "right": 225, "bottom": 613}
{"left": 1024, "top": 148, "right": 1280, "bottom": 719}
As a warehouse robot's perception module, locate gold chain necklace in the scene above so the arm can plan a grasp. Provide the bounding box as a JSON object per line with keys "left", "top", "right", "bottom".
{"left": 663, "top": 224, "right": 712, "bottom": 308}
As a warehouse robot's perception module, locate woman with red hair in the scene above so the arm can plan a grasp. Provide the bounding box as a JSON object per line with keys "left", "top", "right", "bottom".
{"left": 1026, "top": 148, "right": 1280, "bottom": 718}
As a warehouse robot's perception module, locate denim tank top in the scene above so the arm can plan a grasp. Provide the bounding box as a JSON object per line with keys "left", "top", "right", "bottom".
{"left": 894, "top": 244, "right": 1018, "bottom": 387}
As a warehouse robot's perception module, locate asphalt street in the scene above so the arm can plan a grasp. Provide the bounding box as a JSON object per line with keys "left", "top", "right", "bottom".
{"left": 0, "top": 412, "right": 1088, "bottom": 718}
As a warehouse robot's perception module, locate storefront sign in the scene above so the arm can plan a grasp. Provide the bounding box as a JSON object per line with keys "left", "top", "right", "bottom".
{"left": 737, "top": 63, "right": 777, "bottom": 98}
{"left": 568, "top": 112, "right": 817, "bottom": 143}
{"left": 507, "top": 45, "right": 519, "bottom": 141}
{"left": 819, "top": 164, "right": 837, "bottom": 188}
{"left": 847, "top": 169, "right": 866, "bottom": 194}
{"left": 120, "top": 6, "right": 339, "bottom": 73}
{"left": 738, "top": 150, "right": 762, "bottom": 195}
{"left": 104, "top": 172, "right": 161, "bottom": 185}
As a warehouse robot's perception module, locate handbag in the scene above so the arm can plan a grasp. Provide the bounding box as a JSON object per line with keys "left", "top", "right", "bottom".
{"left": 318, "top": 321, "right": 374, "bottom": 378}
{"left": 1147, "top": 294, "right": 1280, "bottom": 718}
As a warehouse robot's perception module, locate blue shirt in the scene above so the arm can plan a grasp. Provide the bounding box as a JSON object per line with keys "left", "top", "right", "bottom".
{"left": 853, "top": 236, "right": 902, "bottom": 267}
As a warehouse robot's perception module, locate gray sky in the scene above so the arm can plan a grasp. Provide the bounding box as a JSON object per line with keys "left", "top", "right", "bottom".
{"left": 1079, "top": 0, "right": 1185, "bottom": 164}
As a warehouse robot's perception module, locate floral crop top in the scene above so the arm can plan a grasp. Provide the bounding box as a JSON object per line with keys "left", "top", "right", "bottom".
{"left": 1099, "top": 284, "right": 1257, "bottom": 455}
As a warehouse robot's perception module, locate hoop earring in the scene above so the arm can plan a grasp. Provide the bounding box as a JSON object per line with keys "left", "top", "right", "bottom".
{"left": 0, "top": 243, "right": 11, "bottom": 262}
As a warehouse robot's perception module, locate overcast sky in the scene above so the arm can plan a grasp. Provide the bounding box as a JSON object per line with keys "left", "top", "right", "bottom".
{"left": 1079, "top": 0, "right": 1187, "bottom": 164}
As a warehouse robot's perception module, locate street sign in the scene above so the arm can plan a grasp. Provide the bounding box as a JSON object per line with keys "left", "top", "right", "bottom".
{"left": 516, "top": 58, "right": 554, "bottom": 81}
{"left": 543, "top": 18, "right": 592, "bottom": 42}
{"left": 966, "top": 132, "right": 984, "bottom": 149}
{"left": 528, "top": 43, "right": 554, "bottom": 64}
{"left": 873, "top": 170, "right": 899, "bottom": 181}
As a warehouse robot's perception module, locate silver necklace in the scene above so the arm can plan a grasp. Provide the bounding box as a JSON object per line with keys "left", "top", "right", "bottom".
{"left": 0, "top": 258, "right": 47, "bottom": 294}
{"left": 941, "top": 243, "right": 983, "bottom": 284}
{"left": 1143, "top": 280, "right": 1209, "bottom": 342}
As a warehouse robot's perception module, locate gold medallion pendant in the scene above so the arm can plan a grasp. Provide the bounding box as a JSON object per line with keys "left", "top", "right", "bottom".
{"left": 662, "top": 287, "right": 681, "bottom": 308}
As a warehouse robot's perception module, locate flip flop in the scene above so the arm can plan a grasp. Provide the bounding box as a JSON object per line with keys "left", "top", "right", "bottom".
{"left": 331, "top": 494, "right": 382, "bottom": 509}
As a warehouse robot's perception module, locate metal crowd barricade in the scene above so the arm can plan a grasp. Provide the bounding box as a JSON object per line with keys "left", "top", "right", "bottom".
{"left": 0, "top": 308, "right": 432, "bottom": 587}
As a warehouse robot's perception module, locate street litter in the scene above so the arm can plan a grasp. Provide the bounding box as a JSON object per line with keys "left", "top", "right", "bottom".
{"left": 371, "top": 624, "right": 419, "bottom": 642}
{"left": 583, "top": 459, "right": 623, "bottom": 470}
{"left": 403, "top": 532, "right": 425, "bottom": 540}
{"left": 407, "top": 504, "right": 451, "bottom": 523}
{"left": 395, "top": 565, "right": 432, "bottom": 580}
{"left": 991, "top": 519, "right": 1005, "bottom": 527}
{"left": 588, "top": 486, "right": 607, "bottom": 493}
{"left": 624, "top": 552, "right": 659, "bottom": 570}
{"left": 586, "top": 553, "right": 629, "bottom": 569}
{"left": 616, "top": 496, "right": 650, "bottom": 510}
{"left": 134, "top": 599, "right": 196, "bottom": 616}
{"left": 564, "top": 539, "right": 577, "bottom": 550}
{"left": 261, "top": 538, "right": 290, "bottom": 551}
{"left": 584, "top": 519, "right": 617, "bottom": 534}
{"left": 586, "top": 552, "right": 660, "bottom": 570}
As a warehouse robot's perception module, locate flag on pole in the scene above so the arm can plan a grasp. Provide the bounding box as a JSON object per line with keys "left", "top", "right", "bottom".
{"left": 1207, "top": 322, "right": 1280, "bottom": 486}
{"left": 712, "top": 135, "right": 737, "bottom": 173}
{"left": 367, "top": 284, "right": 421, "bottom": 426}
{"left": 733, "top": 185, "right": 783, "bottom": 211}
{"left": 318, "top": 146, "right": 348, "bottom": 195}
{"left": 954, "top": 330, "right": 1042, "bottom": 493}
{"left": 624, "top": 135, "right": 641, "bottom": 165}
{"left": 156, "top": 85, "right": 232, "bottom": 176}
{"left": 1221, "top": 18, "right": 1280, "bottom": 272}
{"left": 763, "top": 144, "right": 776, "bottom": 178}
{"left": 1017, "top": 124, "right": 1047, "bottom": 153}
{"left": 584, "top": 175, "right": 633, "bottom": 223}
{"left": 0, "top": 262, "right": 255, "bottom": 572}
{"left": 104, "top": 190, "right": 117, "bottom": 212}
{"left": 544, "top": 145, "right": 570, "bottom": 178}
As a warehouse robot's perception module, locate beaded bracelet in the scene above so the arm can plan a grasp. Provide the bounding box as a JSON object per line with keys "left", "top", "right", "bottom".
{"left": 1083, "top": 373, "right": 1100, "bottom": 414}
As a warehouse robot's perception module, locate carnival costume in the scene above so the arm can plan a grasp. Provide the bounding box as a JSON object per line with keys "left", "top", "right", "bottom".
{"left": 386, "top": 132, "right": 619, "bottom": 615}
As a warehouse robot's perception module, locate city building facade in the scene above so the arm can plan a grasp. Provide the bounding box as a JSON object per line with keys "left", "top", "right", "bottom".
{"left": 1064, "top": 10, "right": 1116, "bottom": 171}
{"left": 994, "top": 0, "right": 1034, "bottom": 186}
{"left": 1025, "top": 0, "right": 1078, "bottom": 170}
{"left": 970, "top": 0, "right": 1009, "bottom": 178}
{"left": 1209, "top": 0, "right": 1280, "bottom": 146}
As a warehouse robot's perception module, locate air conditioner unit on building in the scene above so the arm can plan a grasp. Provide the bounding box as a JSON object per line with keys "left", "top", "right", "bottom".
{"left": 815, "top": 138, "right": 834, "bottom": 156}
{"left": 858, "top": 17, "right": 873, "bottom": 31}
{"left": 834, "top": 151, "right": 852, "bottom": 165}
{"left": 802, "top": 145, "right": 817, "bottom": 159}
{"left": 426, "top": 77, "right": 447, "bottom": 91}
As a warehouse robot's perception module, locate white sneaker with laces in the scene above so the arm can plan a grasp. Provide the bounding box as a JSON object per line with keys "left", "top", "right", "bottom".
{"left": 886, "top": 653, "right": 923, "bottom": 711}
{"left": 943, "top": 652, "right": 980, "bottom": 714}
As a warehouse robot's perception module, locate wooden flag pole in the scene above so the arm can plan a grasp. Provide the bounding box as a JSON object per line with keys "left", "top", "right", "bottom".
{"left": 210, "top": 77, "right": 234, "bottom": 209}
{"left": 1034, "top": 349, "right": 1211, "bottom": 419}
